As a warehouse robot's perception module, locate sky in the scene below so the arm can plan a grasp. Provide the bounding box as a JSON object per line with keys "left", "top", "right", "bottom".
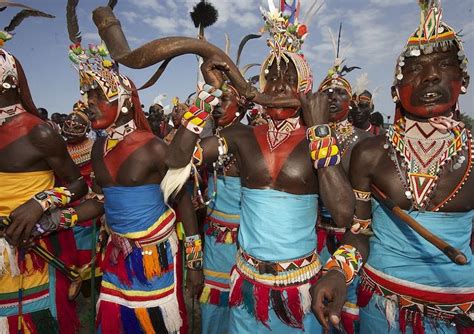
{"left": 5, "top": 0, "right": 474, "bottom": 121}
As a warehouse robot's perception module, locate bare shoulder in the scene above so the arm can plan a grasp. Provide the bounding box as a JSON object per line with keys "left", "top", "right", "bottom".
{"left": 29, "top": 123, "right": 67, "bottom": 155}
{"left": 146, "top": 136, "right": 168, "bottom": 160}
{"left": 220, "top": 122, "right": 253, "bottom": 137}
{"left": 351, "top": 134, "right": 387, "bottom": 170}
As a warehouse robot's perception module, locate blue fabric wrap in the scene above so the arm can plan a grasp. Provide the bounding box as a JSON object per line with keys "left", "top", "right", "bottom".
{"left": 230, "top": 305, "right": 323, "bottom": 334}
{"left": 207, "top": 175, "right": 241, "bottom": 222}
{"left": 103, "top": 184, "right": 168, "bottom": 235}
{"left": 239, "top": 187, "right": 318, "bottom": 261}
{"left": 367, "top": 205, "right": 474, "bottom": 288}
{"left": 202, "top": 176, "right": 242, "bottom": 334}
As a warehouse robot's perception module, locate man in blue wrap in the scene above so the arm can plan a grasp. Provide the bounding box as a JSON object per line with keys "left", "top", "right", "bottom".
{"left": 311, "top": 1, "right": 473, "bottom": 333}
{"left": 165, "top": 1, "right": 354, "bottom": 333}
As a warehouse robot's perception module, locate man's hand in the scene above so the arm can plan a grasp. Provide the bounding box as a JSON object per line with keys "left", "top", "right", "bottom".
{"left": 201, "top": 56, "right": 230, "bottom": 89}
{"left": 311, "top": 270, "right": 347, "bottom": 331}
{"left": 299, "top": 91, "right": 329, "bottom": 127}
{"left": 6, "top": 199, "right": 44, "bottom": 246}
{"left": 186, "top": 269, "right": 204, "bottom": 298}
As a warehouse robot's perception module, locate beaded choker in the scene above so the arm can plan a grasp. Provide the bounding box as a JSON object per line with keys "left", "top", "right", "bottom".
{"left": 386, "top": 117, "right": 469, "bottom": 210}
{"left": 104, "top": 119, "right": 137, "bottom": 155}
{"left": 266, "top": 116, "right": 301, "bottom": 151}
{"left": 0, "top": 103, "right": 26, "bottom": 126}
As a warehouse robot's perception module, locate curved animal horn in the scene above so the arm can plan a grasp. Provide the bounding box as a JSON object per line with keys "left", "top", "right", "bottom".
{"left": 92, "top": 6, "right": 300, "bottom": 108}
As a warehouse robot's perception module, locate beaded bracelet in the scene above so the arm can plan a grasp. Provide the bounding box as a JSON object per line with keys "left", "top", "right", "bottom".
{"left": 307, "top": 126, "right": 341, "bottom": 169}
{"left": 351, "top": 215, "right": 372, "bottom": 234}
{"left": 323, "top": 244, "right": 363, "bottom": 285}
{"left": 33, "top": 187, "right": 73, "bottom": 212}
{"left": 182, "top": 86, "right": 222, "bottom": 134}
{"left": 59, "top": 207, "right": 79, "bottom": 229}
{"left": 185, "top": 234, "right": 203, "bottom": 270}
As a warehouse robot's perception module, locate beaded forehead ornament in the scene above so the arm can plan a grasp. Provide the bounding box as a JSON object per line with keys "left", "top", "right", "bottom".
{"left": 259, "top": 0, "right": 323, "bottom": 94}
{"left": 394, "top": 0, "right": 469, "bottom": 84}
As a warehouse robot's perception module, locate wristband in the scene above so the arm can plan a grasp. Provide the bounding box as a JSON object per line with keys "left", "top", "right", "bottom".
{"left": 185, "top": 234, "right": 203, "bottom": 270}
{"left": 323, "top": 244, "right": 363, "bottom": 285}
{"left": 33, "top": 187, "right": 73, "bottom": 212}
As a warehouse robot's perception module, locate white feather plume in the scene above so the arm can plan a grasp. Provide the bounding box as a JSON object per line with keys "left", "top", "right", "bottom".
{"left": 161, "top": 163, "right": 192, "bottom": 204}
{"left": 354, "top": 73, "right": 369, "bottom": 96}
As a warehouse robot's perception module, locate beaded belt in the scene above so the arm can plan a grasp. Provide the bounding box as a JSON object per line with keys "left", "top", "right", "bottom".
{"left": 236, "top": 248, "right": 321, "bottom": 286}
{"left": 359, "top": 266, "right": 474, "bottom": 326}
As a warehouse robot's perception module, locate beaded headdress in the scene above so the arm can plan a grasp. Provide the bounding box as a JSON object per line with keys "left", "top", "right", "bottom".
{"left": 67, "top": 0, "right": 131, "bottom": 118}
{"left": 259, "top": 0, "right": 323, "bottom": 94}
{"left": 394, "top": 0, "right": 468, "bottom": 83}
{"left": 318, "top": 24, "right": 359, "bottom": 96}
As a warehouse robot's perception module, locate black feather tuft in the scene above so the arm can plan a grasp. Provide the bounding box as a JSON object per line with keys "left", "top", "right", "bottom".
{"left": 4, "top": 9, "right": 54, "bottom": 33}
{"left": 190, "top": 1, "right": 218, "bottom": 29}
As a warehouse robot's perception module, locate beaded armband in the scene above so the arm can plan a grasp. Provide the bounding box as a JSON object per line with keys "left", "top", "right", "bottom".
{"left": 33, "top": 187, "right": 73, "bottom": 212}
{"left": 353, "top": 189, "right": 371, "bottom": 202}
{"left": 351, "top": 215, "right": 372, "bottom": 234}
{"left": 307, "top": 126, "right": 341, "bottom": 169}
{"left": 185, "top": 234, "right": 203, "bottom": 270}
{"left": 323, "top": 244, "right": 363, "bottom": 285}
{"left": 182, "top": 85, "right": 222, "bottom": 135}
{"left": 59, "top": 207, "right": 79, "bottom": 229}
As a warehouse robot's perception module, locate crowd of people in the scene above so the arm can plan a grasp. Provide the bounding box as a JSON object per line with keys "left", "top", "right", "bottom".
{"left": 0, "top": 0, "right": 472, "bottom": 334}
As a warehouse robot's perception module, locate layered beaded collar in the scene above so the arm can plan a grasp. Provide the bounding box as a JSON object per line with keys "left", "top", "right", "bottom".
{"left": 266, "top": 116, "right": 301, "bottom": 152}
{"left": 386, "top": 117, "right": 469, "bottom": 210}
{"left": 0, "top": 103, "right": 26, "bottom": 126}
{"left": 104, "top": 119, "right": 136, "bottom": 155}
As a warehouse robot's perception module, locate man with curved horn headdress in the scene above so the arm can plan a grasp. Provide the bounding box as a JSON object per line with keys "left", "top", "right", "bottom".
{"left": 312, "top": 1, "right": 474, "bottom": 333}
{"left": 0, "top": 6, "right": 88, "bottom": 333}
{"left": 65, "top": 2, "right": 203, "bottom": 333}
{"left": 163, "top": 1, "right": 354, "bottom": 332}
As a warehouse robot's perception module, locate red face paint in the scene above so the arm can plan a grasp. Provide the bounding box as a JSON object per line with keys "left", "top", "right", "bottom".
{"left": 265, "top": 107, "right": 299, "bottom": 120}
{"left": 398, "top": 81, "right": 461, "bottom": 118}
{"left": 329, "top": 101, "right": 350, "bottom": 123}
{"left": 87, "top": 88, "right": 119, "bottom": 130}
{"left": 217, "top": 93, "right": 240, "bottom": 127}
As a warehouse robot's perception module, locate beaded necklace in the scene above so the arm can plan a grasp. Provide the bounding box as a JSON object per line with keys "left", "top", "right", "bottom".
{"left": 0, "top": 104, "right": 26, "bottom": 126}
{"left": 104, "top": 119, "right": 137, "bottom": 155}
{"left": 67, "top": 138, "right": 94, "bottom": 166}
{"left": 330, "top": 119, "right": 359, "bottom": 156}
{"left": 386, "top": 117, "right": 469, "bottom": 210}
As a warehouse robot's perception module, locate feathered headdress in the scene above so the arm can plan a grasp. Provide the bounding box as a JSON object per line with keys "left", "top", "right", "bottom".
{"left": 259, "top": 0, "right": 324, "bottom": 94}
{"left": 67, "top": 0, "right": 131, "bottom": 119}
{"left": 394, "top": 0, "right": 468, "bottom": 83}
{"left": 318, "top": 23, "right": 360, "bottom": 96}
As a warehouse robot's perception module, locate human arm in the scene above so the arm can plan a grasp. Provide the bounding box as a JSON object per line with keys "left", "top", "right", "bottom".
{"left": 6, "top": 124, "right": 88, "bottom": 246}
{"left": 310, "top": 139, "right": 374, "bottom": 330}
{"left": 166, "top": 57, "right": 232, "bottom": 169}
{"left": 173, "top": 189, "right": 204, "bottom": 297}
{"left": 300, "top": 92, "right": 355, "bottom": 227}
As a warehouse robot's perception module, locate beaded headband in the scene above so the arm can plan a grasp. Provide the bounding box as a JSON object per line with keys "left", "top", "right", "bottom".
{"left": 394, "top": 0, "right": 468, "bottom": 83}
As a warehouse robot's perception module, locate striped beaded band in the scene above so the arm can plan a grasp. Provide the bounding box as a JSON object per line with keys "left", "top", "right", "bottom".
{"left": 353, "top": 189, "right": 371, "bottom": 202}
{"left": 323, "top": 244, "right": 363, "bottom": 285}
